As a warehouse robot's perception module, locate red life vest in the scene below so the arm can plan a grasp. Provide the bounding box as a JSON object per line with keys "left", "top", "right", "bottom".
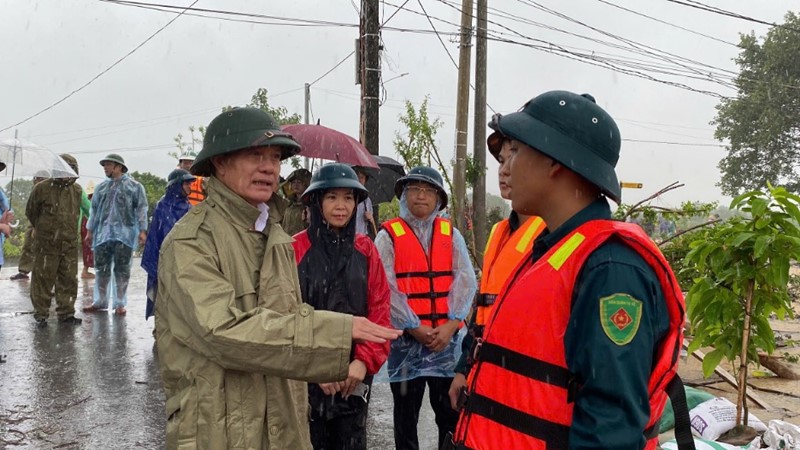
{"left": 454, "top": 220, "right": 685, "bottom": 450}
{"left": 475, "top": 216, "right": 545, "bottom": 331}
{"left": 187, "top": 176, "right": 205, "bottom": 206}
{"left": 383, "top": 217, "right": 454, "bottom": 328}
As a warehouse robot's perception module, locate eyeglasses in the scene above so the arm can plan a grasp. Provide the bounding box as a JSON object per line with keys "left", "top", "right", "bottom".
{"left": 406, "top": 185, "right": 438, "bottom": 197}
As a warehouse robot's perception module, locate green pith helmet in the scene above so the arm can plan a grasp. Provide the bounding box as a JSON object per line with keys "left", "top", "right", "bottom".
{"left": 192, "top": 107, "right": 301, "bottom": 176}
{"left": 99, "top": 153, "right": 127, "bottom": 173}
{"left": 60, "top": 153, "right": 79, "bottom": 175}
{"left": 286, "top": 168, "right": 312, "bottom": 183}
{"left": 487, "top": 90, "right": 622, "bottom": 203}
{"left": 302, "top": 163, "right": 368, "bottom": 205}
{"left": 167, "top": 168, "right": 196, "bottom": 187}
{"left": 394, "top": 166, "right": 448, "bottom": 210}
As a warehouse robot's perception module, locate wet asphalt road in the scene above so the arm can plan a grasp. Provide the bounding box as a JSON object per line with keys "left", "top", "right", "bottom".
{"left": 0, "top": 259, "right": 438, "bottom": 449}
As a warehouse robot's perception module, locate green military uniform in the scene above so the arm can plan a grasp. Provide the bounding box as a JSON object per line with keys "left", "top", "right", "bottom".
{"left": 25, "top": 154, "right": 84, "bottom": 324}
{"left": 17, "top": 228, "right": 35, "bottom": 274}
{"left": 282, "top": 199, "right": 306, "bottom": 236}
{"left": 531, "top": 198, "right": 670, "bottom": 448}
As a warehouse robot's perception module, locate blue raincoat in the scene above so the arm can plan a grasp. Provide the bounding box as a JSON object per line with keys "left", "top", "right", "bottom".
{"left": 86, "top": 174, "right": 148, "bottom": 250}
{"left": 141, "top": 180, "right": 192, "bottom": 319}
{"left": 0, "top": 188, "right": 10, "bottom": 268}
{"left": 374, "top": 191, "right": 476, "bottom": 382}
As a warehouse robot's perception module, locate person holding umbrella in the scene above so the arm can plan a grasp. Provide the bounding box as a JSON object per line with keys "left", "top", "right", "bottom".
{"left": 141, "top": 168, "right": 196, "bottom": 322}
{"left": 292, "top": 163, "right": 392, "bottom": 449}
{"left": 25, "top": 154, "right": 85, "bottom": 327}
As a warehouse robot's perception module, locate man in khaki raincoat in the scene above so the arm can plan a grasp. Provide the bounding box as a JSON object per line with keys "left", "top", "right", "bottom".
{"left": 155, "top": 106, "right": 401, "bottom": 450}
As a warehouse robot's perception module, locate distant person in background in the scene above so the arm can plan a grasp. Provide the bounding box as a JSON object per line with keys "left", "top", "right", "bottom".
{"left": 353, "top": 167, "right": 377, "bottom": 238}
{"left": 83, "top": 153, "right": 148, "bottom": 316}
{"left": 80, "top": 181, "right": 96, "bottom": 279}
{"left": 11, "top": 171, "right": 50, "bottom": 281}
{"left": 178, "top": 152, "right": 206, "bottom": 205}
{"left": 141, "top": 169, "right": 195, "bottom": 321}
{"left": 26, "top": 154, "right": 84, "bottom": 327}
{"left": 0, "top": 159, "right": 12, "bottom": 272}
{"left": 283, "top": 168, "right": 312, "bottom": 235}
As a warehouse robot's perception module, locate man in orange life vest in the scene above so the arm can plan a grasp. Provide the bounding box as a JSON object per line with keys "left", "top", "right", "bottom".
{"left": 448, "top": 135, "right": 546, "bottom": 410}
{"left": 451, "top": 91, "right": 688, "bottom": 449}
{"left": 374, "top": 166, "right": 477, "bottom": 450}
{"left": 178, "top": 152, "right": 205, "bottom": 205}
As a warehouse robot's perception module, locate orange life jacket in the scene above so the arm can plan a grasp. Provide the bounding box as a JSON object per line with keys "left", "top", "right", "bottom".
{"left": 454, "top": 220, "right": 685, "bottom": 450}
{"left": 187, "top": 176, "right": 205, "bottom": 206}
{"left": 474, "top": 216, "right": 545, "bottom": 332}
{"left": 383, "top": 217, "right": 454, "bottom": 328}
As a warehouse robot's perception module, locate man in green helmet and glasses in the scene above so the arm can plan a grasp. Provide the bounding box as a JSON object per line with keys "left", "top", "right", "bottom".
{"left": 154, "top": 107, "right": 402, "bottom": 450}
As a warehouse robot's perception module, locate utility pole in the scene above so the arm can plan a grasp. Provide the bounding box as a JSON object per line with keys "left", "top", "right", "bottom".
{"left": 304, "top": 83, "right": 310, "bottom": 169}
{"left": 359, "top": 0, "right": 380, "bottom": 156}
{"left": 452, "top": 0, "right": 474, "bottom": 231}
{"left": 472, "top": 0, "right": 488, "bottom": 264}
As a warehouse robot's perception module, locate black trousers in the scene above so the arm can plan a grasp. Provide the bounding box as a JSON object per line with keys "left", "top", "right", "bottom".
{"left": 309, "top": 404, "right": 368, "bottom": 450}
{"left": 390, "top": 376, "right": 459, "bottom": 450}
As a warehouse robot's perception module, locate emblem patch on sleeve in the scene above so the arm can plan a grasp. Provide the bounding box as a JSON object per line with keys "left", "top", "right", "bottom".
{"left": 599, "top": 293, "right": 643, "bottom": 345}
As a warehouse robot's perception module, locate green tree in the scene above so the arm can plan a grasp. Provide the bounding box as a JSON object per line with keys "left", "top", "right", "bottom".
{"left": 714, "top": 12, "right": 800, "bottom": 195}
{"left": 130, "top": 171, "right": 167, "bottom": 221}
{"left": 684, "top": 185, "right": 800, "bottom": 430}
{"left": 172, "top": 88, "right": 304, "bottom": 169}
{"left": 171, "top": 126, "right": 205, "bottom": 161}
{"left": 394, "top": 96, "right": 443, "bottom": 171}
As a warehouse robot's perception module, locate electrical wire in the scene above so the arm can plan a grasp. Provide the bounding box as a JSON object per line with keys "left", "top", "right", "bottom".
{"left": 309, "top": 51, "right": 357, "bottom": 86}
{"left": 0, "top": 0, "right": 200, "bottom": 133}
{"left": 665, "top": 0, "right": 800, "bottom": 32}
{"left": 595, "top": 0, "right": 738, "bottom": 47}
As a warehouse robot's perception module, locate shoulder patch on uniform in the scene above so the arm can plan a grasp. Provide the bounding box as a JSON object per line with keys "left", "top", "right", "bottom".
{"left": 599, "top": 293, "right": 642, "bottom": 346}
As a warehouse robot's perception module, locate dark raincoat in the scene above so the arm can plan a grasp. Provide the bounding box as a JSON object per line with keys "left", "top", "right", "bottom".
{"left": 292, "top": 193, "right": 391, "bottom": 426}
{"left": 142, "top": 180, "right": 192, "bottom": 319}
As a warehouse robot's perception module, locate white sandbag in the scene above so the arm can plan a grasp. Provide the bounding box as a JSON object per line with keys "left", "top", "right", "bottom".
{"left": 689, "top": 397, "right": 767, "bottom": 440}
{"left": 762, "top": 419, "right": 800, "bottom": 450}
{"left": 661, "top": 437, "right": 743, "bottom": 450}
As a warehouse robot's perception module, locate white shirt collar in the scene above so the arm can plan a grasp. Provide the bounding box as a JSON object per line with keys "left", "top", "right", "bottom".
{"left": 254, "top": 202, "right": 270, "bottom": 232}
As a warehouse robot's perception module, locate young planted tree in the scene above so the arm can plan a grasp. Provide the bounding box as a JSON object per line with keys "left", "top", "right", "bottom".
{"left": 684, "top": 186, "right": 800, "bottom": 428}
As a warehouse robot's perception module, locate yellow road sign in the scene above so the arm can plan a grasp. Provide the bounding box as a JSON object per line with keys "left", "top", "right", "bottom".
{"left": 620, "top": 182, "right": 643, "bottom": 189}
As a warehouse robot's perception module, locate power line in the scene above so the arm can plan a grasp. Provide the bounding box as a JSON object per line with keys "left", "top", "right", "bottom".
{"left": 595, "top": 0, "right": 738, "bottom": 47}
{"left": 309, "top": 51, "right": 356, "bottom": 86}
{"left": 665, "top": 0, "right": 800, "bottom": 32}
{"left": 416, "top": 0, "right": 460, "bottom": 68}
{"left": 0, "top": 0, "right": 200, "bottom": 133}
{"left": 623, "top": 138, "right": 724, "bottom": 147}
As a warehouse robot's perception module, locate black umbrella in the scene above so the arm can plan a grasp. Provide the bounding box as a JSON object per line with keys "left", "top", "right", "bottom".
{"left": 357, "top": 155, "right": 405, "bottom": 204}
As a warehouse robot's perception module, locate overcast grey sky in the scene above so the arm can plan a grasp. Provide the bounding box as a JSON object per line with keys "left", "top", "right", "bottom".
{"left": 1, "top": 0, "right": 797, "bottom": 209}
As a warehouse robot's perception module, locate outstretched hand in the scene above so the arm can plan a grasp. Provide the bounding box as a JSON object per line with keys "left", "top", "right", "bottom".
{"left": 351, "top": 316, "right": 402, "bottom": 343}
